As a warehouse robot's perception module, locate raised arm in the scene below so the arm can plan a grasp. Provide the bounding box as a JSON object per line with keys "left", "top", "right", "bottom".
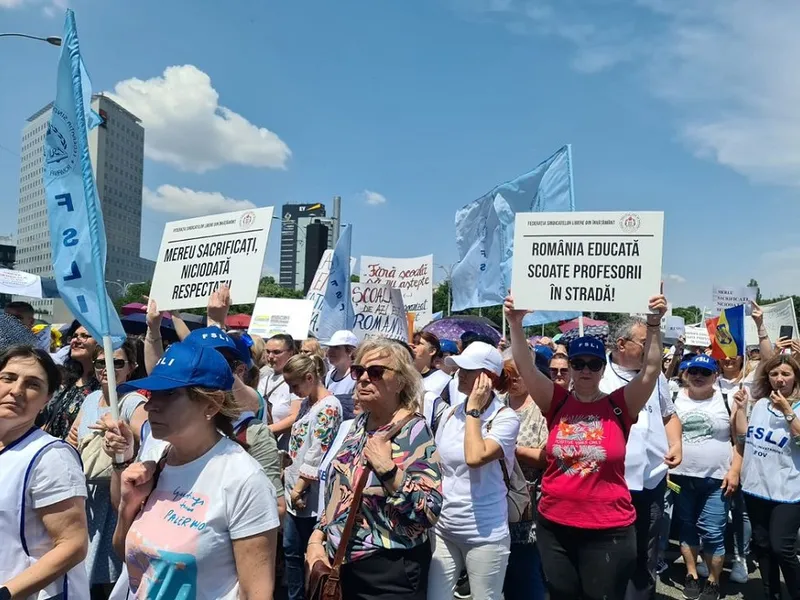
{"left": 144, "top": 299, "right": 165, "bottom": 374}
{"left": 623, "top": 291, "right": 668, "bottom": 415}
{"left": 505, "top": 293, "right": 555, "bottom": 413}
{"left": 752, "top": 302, "right": 775, "bottom": 361}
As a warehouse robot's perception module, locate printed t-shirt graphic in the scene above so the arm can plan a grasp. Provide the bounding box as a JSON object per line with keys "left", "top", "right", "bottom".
{"left": 552, "top": 415, "right": 607, "bottom": 476}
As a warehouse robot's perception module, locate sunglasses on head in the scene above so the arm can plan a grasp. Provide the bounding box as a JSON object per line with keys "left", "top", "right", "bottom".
{"left": 550, "top": 368, "right": 569, "bottom": 377}
{"left": 93, "top": 358, "right": 126, "bottom": 371}
{"left": 350, "top": 364, "right": 395, "bottom": 382}
{"left": 569, "top": 358, "right": 605, "bottom": 372}
{"left": 687, "top": 367, "right": 714, "bottom": 377}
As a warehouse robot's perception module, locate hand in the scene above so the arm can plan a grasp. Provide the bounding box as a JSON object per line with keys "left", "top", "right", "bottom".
{"left": 207, "top": 285, "right": 231, "bottom": 329}
{"left": 776, "top": 337, "right": 793, "bottom": 351}
{"left": 751, "top": 301, "right": 764, "bottom": 328}
{"left": 770, "top": 390, "right": 792, "bottom": 414}
{"left": 90, "top": 415, "right": 134, "bottom": 461}
{"left": 145, "top": 298, "right": 163, "bottom": 333}
{"left": 363, "top": 432, "right": 396, "bottom": 476}
{"left": 732, "top": 385, "right": 749, "bottom": 412}
{"left": 675, "top": 335, "right": 685, "bottom": 349}
{"left": 504, "top": 292, "right": 530, "bottom": 326}
{"left": 119, "top": 461, "right": 157, "bottom": 515}
{"left": 664, "top": 443, "right": 682, "bottom": 469}
{"left": 721, "top": 469, "right": 740, "bottom": 497}
{"left": 290, "top": 487, "right": 307, "bottom": 511}
{"left": 66, "top": 424, "right": 79, "bottom": 448}
{"left": 305, "top": 540, "right": 331, "bottom": 571}
{"left": 467, "top": 372, "right": 493, "bottom": 413}
{"left": 647, "top": 284, "right": 668, "bottom": 322}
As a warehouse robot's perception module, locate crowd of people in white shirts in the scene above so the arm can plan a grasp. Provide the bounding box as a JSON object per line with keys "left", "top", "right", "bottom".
{"left": 1, "top": 288, "right": 800, "bottom": 600}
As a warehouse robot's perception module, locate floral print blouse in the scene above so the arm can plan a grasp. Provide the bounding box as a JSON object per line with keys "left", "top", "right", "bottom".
{"left": 39, "top": 378, "right": 100, "bottom": 440}
{"left": 316, "top": 412, "right": 443, "bottom": 563}
{"left": 284, "top": 394, "right": 342, "bottom": 518}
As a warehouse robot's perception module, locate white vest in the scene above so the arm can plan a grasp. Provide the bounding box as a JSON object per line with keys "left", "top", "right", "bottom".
{"left": 742, "top": 399, "right": 800, "bottom": 503}
{"left": 0, "top": 427, "right": 89, "bottom": 600}
{"left": 600, "top": 357, "right": 669, "bottom": 491}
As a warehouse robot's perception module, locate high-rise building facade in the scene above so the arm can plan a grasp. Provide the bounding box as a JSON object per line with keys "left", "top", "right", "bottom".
{"left": 0, "top": 235, "right": 16, "bottom": 309}
{"left": 15, "top": 94, "right": 154, "bottom": 317}
{"left": 279, "top": 203, "right": 329, "bottom": 292}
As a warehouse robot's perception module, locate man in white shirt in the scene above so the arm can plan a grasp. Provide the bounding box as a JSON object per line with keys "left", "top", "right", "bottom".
{"left": 599, "top": 316, "right": 683, "bottom": 600}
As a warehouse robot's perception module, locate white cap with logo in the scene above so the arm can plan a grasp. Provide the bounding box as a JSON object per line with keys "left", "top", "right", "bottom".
{"left": 444, "top": 341, "right": 503, "bottom": 375}
{"left": 321, "top": 330, "right": 360, "bottom": 348}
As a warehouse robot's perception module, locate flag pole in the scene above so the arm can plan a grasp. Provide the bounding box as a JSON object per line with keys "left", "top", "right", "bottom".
{"left": 579, "top": 313, "right": 585, "bottom": 337}
{"left": 502, "top": 306, "right": 507, "bottom": 342}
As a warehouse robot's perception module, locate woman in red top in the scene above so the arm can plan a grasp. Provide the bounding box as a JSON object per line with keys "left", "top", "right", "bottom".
{"left": 505, "top": 291, "right": 667, "bottom": 600}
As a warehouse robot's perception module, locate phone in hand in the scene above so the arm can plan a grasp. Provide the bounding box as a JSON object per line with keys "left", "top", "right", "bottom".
{"left": 780, "top": 325, "right": 794, "bottom": 340}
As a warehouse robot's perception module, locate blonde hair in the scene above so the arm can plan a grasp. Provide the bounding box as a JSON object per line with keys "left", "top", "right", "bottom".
{"left": 248, "top": 334, "right": 267, "bottom": 368}
{"left": 187, "top": 386, "right": 244, "bottom": 448}
{"left": 301, "top": 338, "right": 326, "bottom": 362}
{"left": 283, "top": 353, "right": 327, "bottom": 383}
{"left": 355, "top": 338, "right": 423, "bottom": 412}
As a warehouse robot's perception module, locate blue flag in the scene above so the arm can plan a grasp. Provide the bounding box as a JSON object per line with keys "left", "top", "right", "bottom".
{"left": 317, "top": 224, "right": 354, "bottom": 341}
{"left": 44, "top": 10, "right": 125, "bottom": 347}
{"left": 451, "top": 145, "right": 575, "bottom": 312}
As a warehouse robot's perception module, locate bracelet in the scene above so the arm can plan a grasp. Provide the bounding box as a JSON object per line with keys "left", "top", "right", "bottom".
{"left": 378, "top": 464, "right": 398, "bottom": 483}
{"left": 646, "top": 323, "right": 661, "bottom": 329}
{"left": 112, "top": 458, "right": 135, "bottom": 471}
{"left": 0, "top": 586, "right": 10, "bottom": 600}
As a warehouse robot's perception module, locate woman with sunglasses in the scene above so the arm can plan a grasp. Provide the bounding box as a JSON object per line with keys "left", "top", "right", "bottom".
{"left": 281, "top": 353, "right": 342, "bottom": 600}
{"left": 307, "top": 338, "right": 442, "bottom": 600}
{"left": 670, "top": 354, "right": 742, "bottom": 600}
{"left": 549, "top": 353, "right": 570, "bottom": 390}
{"left": 506, "top": 291, "right": 667, "bottom": 600}
{"left": 68, "top": 340, "right": 148, "bottom": 598}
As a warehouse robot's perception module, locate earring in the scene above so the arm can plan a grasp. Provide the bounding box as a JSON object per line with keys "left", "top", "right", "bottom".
{"left": 205, "top": 414, "right": 212, "bottom": 421}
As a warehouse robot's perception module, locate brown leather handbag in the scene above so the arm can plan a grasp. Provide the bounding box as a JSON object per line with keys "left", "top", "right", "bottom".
{"left": 306, "top": 413, "right": 417, "bottom": 600}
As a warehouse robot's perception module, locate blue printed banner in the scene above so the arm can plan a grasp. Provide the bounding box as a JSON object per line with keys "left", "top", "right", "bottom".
{"left": 451, "top": 145, "right": 575, "bottom": 312}
{"left": 316, "top": 224, "right": 355, "bottom": 341}
{"left": 44, "top": 10, "right": 125, "bottom": 346}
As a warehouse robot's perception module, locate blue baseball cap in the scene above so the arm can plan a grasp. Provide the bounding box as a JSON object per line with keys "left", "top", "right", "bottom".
{"left": 440, "top": 339, "right": 458, "bottom": 355}
{"left": 118, "top": 342, "right": 234, "bottom": 393}
{"left": 685, "top": 354, "right": 718, "bottom": 373}
{"left": 534, "top": 345, "right": 554, "bottom": 362}
{"left": 568, "top": 336, "right": 607, "bottom": 362}
{"left": 184, "top": 326, "right": 251, "bottom": 367}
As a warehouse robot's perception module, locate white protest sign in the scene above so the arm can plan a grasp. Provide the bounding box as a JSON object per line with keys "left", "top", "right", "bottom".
{"left": 744, "top": 297, "right": 798, "bottom": 345}
{"left": 0, "top": 269, "right": 43, "bottom": 298}
{"left": 712, "top": 285, "right": 757, "bottom": 316}
{"left": 306, "top": 250, "right": 357, "bottom": 337}
{"left": 351, "top": 283, "right": 408, "bottom": 342}
{"left": 510, "top": 211, "right": 664, "bottom": 314}
{"left": 684, "top": 325, "right": 711, "bottom": 348}
{"left": 360, "top": 255, "right": 433, "bottom": 327}
{"left": 248, "top": 298, "right": 314, "bottom": 341}
{"left": 149, "top": 207, "right": 273, "bottom": 311}
{"left": 664, "top": 316, "right": 685, "bottom": 339}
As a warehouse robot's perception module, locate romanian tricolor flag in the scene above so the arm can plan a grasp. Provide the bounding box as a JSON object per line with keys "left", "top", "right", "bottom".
{"left": 706, "top": 305, "right": 746, "bottom": 359}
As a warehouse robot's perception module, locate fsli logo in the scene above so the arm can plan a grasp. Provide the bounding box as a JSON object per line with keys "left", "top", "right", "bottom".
{"left": 45, "top": 106, "right": 78, "bottom": 179}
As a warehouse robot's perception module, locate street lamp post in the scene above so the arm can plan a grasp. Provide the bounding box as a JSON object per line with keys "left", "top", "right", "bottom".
{"left": 106, "top": 280, "right": 146, "bottom": 298}
{"left": 436, "top": 264, "right": 455, "bottom": 317}
{"left": 0, "top": 33, "right": 62, "bottom": 46}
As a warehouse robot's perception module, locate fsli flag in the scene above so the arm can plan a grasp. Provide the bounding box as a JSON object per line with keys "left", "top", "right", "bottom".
{"left": 451, "top": 145, "right": 576, "bottom": 313}
{"left": 43, "top": 10, "right": 125, "bottom": 347}
{"left": 317, "top": 224, "right": 355, "bottom": 341}
{"left": 706, "top": 305, "right": 745, "bottom": 359}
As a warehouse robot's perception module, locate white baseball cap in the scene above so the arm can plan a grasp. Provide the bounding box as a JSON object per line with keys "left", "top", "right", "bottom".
{"left": 321, "top": 330, "right": 359, "bottom": 348}
{"left": 445, "top": 341, "right": 503, "bottom": 375}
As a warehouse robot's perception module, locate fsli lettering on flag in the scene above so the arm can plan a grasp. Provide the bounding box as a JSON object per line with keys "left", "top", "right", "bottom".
{"left": 706, "top": 305, "right": 746, "bottom": 359}
{"left": 451, "top": 145, "right": 575, "bottom": 313}
{"left": 317, "top": 224, "right": 355, "bottom": 341}
{"left": 43, "top": 10, "right": 124, "bottom": 347}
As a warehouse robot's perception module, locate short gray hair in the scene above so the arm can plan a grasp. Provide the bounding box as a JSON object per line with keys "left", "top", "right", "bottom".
{"left": 609, "top": 316, "right": 646, "bottom": 344}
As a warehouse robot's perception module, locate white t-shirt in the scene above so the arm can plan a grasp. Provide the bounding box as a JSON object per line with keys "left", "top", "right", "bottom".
{"left": 325, "top": 367, "right": 356, "bottom": 420}
{"left": 125, "top": 437, "right": 280, "bottom": 600}
{"left": 422, "top": 369, "right": 452, "bottom": 397}
{"left": 434, "top": 397, "right": 520, "bottom": 544}
{"left": 259, "top": 372, "right": 297, "bottom": 425}
{"left": 717, "top": 371, "right": 755, "bottom": 397}
{"left": 672, "top": 390, "right": 733, "bottom": 480}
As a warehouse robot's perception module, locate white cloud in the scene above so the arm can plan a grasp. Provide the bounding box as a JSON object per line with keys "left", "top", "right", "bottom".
{"left": 363, "top": 190, "right": 388, "bottom": 206}
{"left": 0, "top": 0, "right": 66, "bottom": 15}
{"left": 143, "top": 185, "right": 256, "bottom": 218}
{"left": 108, "top": 65, "right": 291, "bottom": 173}
{"left": 449, "top": 0, "right": 800, "bottom": 188}
{"left": 664, "top": 273, "right": 687, "bottom": 284}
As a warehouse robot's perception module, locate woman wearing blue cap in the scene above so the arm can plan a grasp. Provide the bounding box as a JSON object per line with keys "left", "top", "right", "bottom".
{"left": 110, "top": 342, "right": 281, "bottom": 600}
{"left": 506, "top": 290, "right": 668, "bottom": 600}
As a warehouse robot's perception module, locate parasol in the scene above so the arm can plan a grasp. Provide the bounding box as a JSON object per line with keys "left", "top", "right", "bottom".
{"left": 557, "top": 317, "right": 609, "bottom": 344}
{"left": 422, "top": 315, "right": 501, "bottom": 346}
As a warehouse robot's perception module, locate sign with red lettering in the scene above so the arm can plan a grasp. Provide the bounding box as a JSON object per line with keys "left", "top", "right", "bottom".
{"left": 351, "top": 283, "right": 408, "bottom": 342}
{"left": 359, "top": 254, "right": 433, "bottom": 327}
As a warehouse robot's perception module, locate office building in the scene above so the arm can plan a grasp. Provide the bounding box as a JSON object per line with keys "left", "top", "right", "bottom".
{"left": 0, "top": 235, "right": 16, "bottom": 309}
{"left": 15, "top": 94, "right": 155, "bottom": 317}
{"left": 279, "top": 198, "right": 341, "bottom": 292}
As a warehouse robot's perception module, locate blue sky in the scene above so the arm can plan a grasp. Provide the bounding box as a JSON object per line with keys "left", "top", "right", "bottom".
{"left": 1, "top": 0, "right": 799, "bottom": 310}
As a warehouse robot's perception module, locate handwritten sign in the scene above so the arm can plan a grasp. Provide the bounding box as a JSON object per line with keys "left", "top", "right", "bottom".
{"left": 360, "top": 255, "right": 433, "bottom": 326}
{"left": 249, "top": 298, "right": 314, "bottom": 341}
{"left": 744, "top": 297, "right": 798, "bottom": 345}
{"left": 306, "top": 249, "right": 357, "bottom": 337}
{"left": 510, "top": 211, "right": 664, "bottom": 313}
{"left": 0, "top": 269, "right": 43, "bottom": 298}
{"left": 712, "top": 285, "right": 757, "bottom": 316}
{"left": 351, "top": 283, "right": 408, "bottom": 342}
{"left": 664, "top": 316, "right": 685, "bottom": 339}
{"left": 149, "top": 207, "right": 273, "bottom": 311}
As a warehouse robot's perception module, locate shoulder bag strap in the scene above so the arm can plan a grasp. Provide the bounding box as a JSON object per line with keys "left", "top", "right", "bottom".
{"left": 329, "top": 413, "right": 417, "bottom": 577}
{"left": 486, "top": 406, "right": 513, "bottom": 488}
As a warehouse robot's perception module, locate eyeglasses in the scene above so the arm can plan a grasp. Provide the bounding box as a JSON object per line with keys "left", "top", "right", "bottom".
{"left": 550, "top": 368, "right": 569, "bottom": 377}
{"left": 93, "top": 359, "right": 126, "bottom": 371}
{"left": 569, "top": 358, "right": 605, "bottom": 372}
{"left": 625, "top": 338, "right": 645, "bottom": 348}
{"left": 73, "top": 333, "right": 92, "bottom": 340}
{"left": 687, "top": 367, "right": 714, "bottom": 377}
{"left": 350, "top": 364, "right": 395, "bottom": 382}
{"left": 265, "top": 349, "right": 288, "bottom": 356}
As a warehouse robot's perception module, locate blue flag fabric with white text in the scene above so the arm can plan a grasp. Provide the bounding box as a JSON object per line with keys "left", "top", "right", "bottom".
{"left": 451, "top": 145, "right": 575, "bottom": 312}
{"left": 317, "top": 224, "right": 354, "bottom": 341}
{"left": 44, "top": 10, "right": 125, "bottom": 347}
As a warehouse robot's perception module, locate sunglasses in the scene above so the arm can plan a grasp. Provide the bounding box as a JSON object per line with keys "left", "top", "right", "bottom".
{"left": 93, "top": 359, "right": 126, "bottom": 371}
{"left": 569, "top": 358, "right": 605, "bottom": 372}
{"left": 350, "top": 364, "right": 395, "bottom": 382}
{"left": 550, "top": 368, "right": 569, "bottom": 377}
{"left": 687, "top": 367, "right": 714, "bottom": 377}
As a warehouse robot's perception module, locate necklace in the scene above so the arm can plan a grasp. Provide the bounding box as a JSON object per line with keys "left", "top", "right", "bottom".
{"left": 573, "top": 390, "right": 603, "bottom": 403}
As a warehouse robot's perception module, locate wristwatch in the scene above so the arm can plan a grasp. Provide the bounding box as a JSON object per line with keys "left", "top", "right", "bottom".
{"left": 466, "top": 408, "right": 482, "bottom": 419}
{"left": 0, "top": 586, "right": 11, "bottom": 600}
{"left": 786, "top": 413, "right": 796, "bottom": 423}
{"left": 378, "top": 464, "right": 398, "bottom": 483}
